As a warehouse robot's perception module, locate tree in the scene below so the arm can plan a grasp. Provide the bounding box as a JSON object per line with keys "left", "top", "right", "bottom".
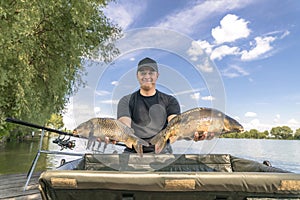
{"left": 46, "top": 113, "right": 64, "bottom": 130}
{"left": 0, "top": 1, "right": 121, "bottom": 131}
{"left": 270, "top": 126, "right": 293, "bottom": 139}
{"left": 294, "top": 128, "right": 300, "bottom": 140}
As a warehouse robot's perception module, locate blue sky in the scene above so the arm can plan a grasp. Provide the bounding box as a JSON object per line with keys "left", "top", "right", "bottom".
{"left": 64, "top": 0, "right": 300, "bottom": 132}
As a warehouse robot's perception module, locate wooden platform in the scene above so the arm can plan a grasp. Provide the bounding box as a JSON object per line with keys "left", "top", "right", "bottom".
{"left": 0, "top": 172, "right": 42, "bottom": 200}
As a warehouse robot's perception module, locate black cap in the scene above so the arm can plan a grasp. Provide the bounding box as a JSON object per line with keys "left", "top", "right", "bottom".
{"left": 137, "top": 57, "right": 158, "bottom": 72}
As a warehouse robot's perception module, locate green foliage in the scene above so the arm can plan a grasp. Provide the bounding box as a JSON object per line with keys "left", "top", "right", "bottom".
{"left": 221, "top": 129, "right": 268, "bottom": 139}
{"left": 294, "top": 128, "right": 300, "bottom": 140}
{"left": 270, "top": 126, "right": 293, "bottom": 139}
{"left": 0, "top": 0, "right": 121, "bottom": 134}
{"left": 46, "top": 113, "right": 64, "bottom": 130}
{"left": 221, "top": 126, "right": 300, "bottom": 140}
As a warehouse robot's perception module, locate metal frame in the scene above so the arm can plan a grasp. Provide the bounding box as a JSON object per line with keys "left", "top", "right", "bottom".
{"left": 4, "top": 118, "right": 85, "bottom": 191}
{"left": 23, "top": 128, "right": 84, "bottom": 191}
{"left": 24, "top": 128, "right": 84, "bottom": 191}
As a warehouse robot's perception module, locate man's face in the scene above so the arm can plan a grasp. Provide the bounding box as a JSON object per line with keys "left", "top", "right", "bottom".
{"left": 137, "top": 67, "right": 159, "bottom": 91}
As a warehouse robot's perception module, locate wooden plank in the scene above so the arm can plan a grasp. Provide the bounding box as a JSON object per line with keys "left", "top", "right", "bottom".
{"left": 4, "top": 193, "right": 41, "bottom": 200}
{"left": 0, "top": 181, "right": 39, "bottom": 191}
{"left": 0, "top": 186, "right": 40, "bottom": 199}
{"left": 0, "top": 172, "right": 42, "bottom": 200}
{"left": 0, "top": 173, "right": 40, "bottom": 187}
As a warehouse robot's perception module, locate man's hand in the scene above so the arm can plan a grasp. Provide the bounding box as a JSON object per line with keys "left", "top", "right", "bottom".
{"left": 98, "top": 117, "right": 130, "bottom": 145}
{"left": 97, "top": 137, "right": 118, "bottom": 144}
{"left": 193, "top": 131, "right": 215, "bottom": 141}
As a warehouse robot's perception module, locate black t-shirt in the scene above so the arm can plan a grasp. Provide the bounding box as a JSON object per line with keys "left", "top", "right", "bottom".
{"left": 117, "top": 90, "right": 180, "bottom": 153}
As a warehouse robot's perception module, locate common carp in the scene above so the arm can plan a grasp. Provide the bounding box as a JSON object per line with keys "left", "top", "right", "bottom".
{"left": 150, "top": 107, "right": 244, "bottom": 154}
{"left": 73, "top": 118, "right": 149, "bottom": 157}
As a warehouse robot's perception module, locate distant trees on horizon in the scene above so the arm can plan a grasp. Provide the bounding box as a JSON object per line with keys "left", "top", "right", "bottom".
{"left": 221, "top": 126, "right": 300, "bottom": 140}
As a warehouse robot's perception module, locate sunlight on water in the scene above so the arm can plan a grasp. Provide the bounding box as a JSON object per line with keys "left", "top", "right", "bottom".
{"left": 47, "top": 137, "right": 125, "bottom": 169}
{"left": 1, "top": 136, "right": 299, "bottom": 174}
{"left": 48, "top": 137, "right": 300, "bottom": 173}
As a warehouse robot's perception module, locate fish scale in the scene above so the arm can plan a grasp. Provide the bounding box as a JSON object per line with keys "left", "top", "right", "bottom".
{"left": 73, "top": 118, "right": 149, "bottom": 157}
{"left": 150, "top": 107, "right": 244, "bottom": 154}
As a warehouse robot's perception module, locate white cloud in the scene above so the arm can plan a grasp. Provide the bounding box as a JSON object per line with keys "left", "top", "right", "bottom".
{"left": 190, "top": 93, "right": 215, "bottom": 101}
{"left": 156, "top": 1, "right": 253, "bottom": 35}
{"left": 222, "top": 65, "right": 249, "bottom": 78}
{"left": 198, "top": 29, "right": 287, "bottom": 62}
{"left": 201, "top": 96, "right": 215, "bottom": 101}
{"left": 111, "top": 81, "right": 119, "bottom": 86}
{"left": 95, "top": 90, "right": 110, "bottom": 96}
{"left": 187, "top": 41, "right": 204, "bottom": 61}
{"left": 241, "top": 36, "right": 276, "bottom": 61}
{"left": 190, "top": 92, "right": 200, "bottom": 100}
{"left": 196, "top": 57, "right": 214, "bottom": 73}
{"left": 104, "top": 1, "right": 146, "bottom": 30}
{"left": 196, "top": 40, "right": 214, "bottom": 55}
{"left": 212, "top": 14, "right": 251, "bottom": 44}
{"left": 245, "top": 112, "right": 257, "bottom": 117}
{"left": 210, "top": 45, "right": 240, "bottom": 60}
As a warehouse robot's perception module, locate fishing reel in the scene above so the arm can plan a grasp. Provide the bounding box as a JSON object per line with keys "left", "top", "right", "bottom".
{"left": 53, "top": 135, "right": 76, "bottom": 150}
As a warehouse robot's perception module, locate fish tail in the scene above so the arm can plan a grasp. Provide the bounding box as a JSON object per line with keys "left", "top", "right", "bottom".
{"left": 133, "top": 144, "right": 143, "bottom": 158}
{"left": 154, "top": 137, "right": 167, "bottom": 154}
{"left": 149, "top": 130, "right": 164, "bottom": 145}
{"left": 149, "top": 130, "right": 168, "bottom": 154}
{"left": 137, "top": 138, "right": 149, "bottom": 147}
{"left": 134, "top": 138, "right": 149, "bottom": 157}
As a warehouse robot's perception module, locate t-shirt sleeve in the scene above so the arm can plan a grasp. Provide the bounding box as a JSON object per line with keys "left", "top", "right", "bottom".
{"left": 166, "top": 95, "right": 181, "bottom": 116}
{"left": 117, "top": 94, "right": 131, "bottom": 119}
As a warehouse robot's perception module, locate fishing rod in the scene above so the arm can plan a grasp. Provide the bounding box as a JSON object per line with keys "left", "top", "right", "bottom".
{"left": 5, "top": 117, "right": 82, "bottom": 150}
{"left": 5, "top": 117, "right": 78, "bottom": 137}
{"left": 5, "top": 117, "right": 126, "bottom": 150}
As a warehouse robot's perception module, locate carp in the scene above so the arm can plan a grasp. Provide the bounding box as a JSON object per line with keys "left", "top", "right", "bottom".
{"left": 73, "top": 118, "right": 149, "bottom": 157}
{"left": 150, "top": 107, "right": 244, "bottom": 154}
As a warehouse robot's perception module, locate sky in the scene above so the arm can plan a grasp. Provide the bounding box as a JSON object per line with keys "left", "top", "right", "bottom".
{"left": 63, "top": 0, "right": 300, "bottom": 132}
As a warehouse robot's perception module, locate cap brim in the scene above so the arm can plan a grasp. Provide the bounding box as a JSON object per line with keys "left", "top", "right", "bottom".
{"left": 137, "top": 65, "right": 158, "bottom": 72}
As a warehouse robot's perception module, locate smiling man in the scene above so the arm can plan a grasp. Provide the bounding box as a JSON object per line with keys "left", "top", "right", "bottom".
{"left": 117, "top": 57, "right": 181, "bottom": 153}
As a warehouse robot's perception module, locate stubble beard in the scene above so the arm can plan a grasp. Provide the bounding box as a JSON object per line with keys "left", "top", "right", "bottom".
{"left": 140, "top": 83, "right": 155, "bottom": 91}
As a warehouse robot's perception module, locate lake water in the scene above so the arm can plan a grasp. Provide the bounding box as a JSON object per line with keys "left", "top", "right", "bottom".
{"left": 0, "top": 137, "right": 299, "bottom": 174}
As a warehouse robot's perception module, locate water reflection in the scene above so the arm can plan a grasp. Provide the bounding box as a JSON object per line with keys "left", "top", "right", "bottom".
{"left": 0, "top": 137, "right": 48, "bottom": 174}
{"left": 1, "top": 136, "right": 299, "bottom": 174}
{"left": 46, "top": 136, "right": 125, "bottom": 169}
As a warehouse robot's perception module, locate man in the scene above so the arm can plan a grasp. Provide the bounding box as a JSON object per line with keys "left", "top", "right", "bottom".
{"left": 117, "top": 57, "right": 179, "bottom": 153}
{"left": 117, "top": 57, "right": 207, "bottom": 153}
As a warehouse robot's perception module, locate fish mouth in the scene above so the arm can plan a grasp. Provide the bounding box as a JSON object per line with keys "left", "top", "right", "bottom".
{"left": 222, "top": 127, "right": 244, "bottom": 134}
{"left": 233, "top": 127, "right": 244, "bottom": 133}
{"left": 73, "top": 129, "right": 78, "bottom": 135}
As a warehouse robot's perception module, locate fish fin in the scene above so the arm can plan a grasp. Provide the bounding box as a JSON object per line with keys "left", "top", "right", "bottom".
{"left": 154, "top": 138, "right": 167, "bottom": 154}
{"left": 133, "top": 144, "right": 143, "bottom": 157}
{"left": 125, "top": 138, "right": 149, "bottom": 148}
{"left": 168, "top": 135, "right": 179, "bottom": 144}
{"left": 149, "top": 131, "right": 168, "bottom": 154}
{"left": 149, "top": 131, "right": 164, "bottom": 145}
{"left": 103, "top": 142, "right": 108, "bottom": 153}
{"left": 138, "top": 138, "right": 149, "bottom": 147}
